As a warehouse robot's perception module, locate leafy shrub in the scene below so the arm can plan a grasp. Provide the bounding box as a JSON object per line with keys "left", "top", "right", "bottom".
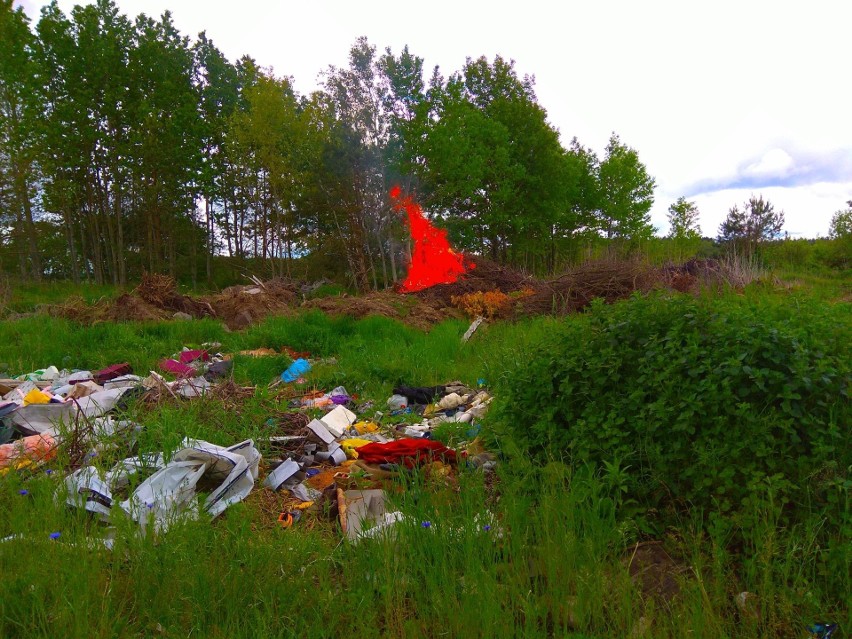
{"left": 491, "top": 293, "right": 850, "bottom": 523}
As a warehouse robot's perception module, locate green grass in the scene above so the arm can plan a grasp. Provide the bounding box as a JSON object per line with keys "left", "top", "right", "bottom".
{"left": 0, "top": 292, "right": 848, "bottom": 637}
{"left": 2, "top": 281, "right": 119, "bottom": 314}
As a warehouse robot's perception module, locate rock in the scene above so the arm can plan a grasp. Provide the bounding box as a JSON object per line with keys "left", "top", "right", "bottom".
{"left": 172, "top": 312, "right": 192, "bottom": 321}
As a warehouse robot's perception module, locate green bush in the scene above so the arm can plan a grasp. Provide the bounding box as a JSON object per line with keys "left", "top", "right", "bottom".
{"left": 492, "top": 293, "right": 850, "bottom": 523}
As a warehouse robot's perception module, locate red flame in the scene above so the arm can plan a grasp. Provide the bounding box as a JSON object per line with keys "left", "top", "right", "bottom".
{"left": 390, "top": 186, "right": 472, "bottom": 292}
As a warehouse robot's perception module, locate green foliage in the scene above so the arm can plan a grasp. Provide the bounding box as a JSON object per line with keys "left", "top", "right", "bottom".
{"left": 597, "top": 133, "right": 657, "bottom": 241}
{"left": 491, "top": 294, "right": 850, "bottom": 527}
{"left": 828, "top": 206, "right": 852, "bottom": 239}
{"left": 667, "top": 196, "right": 701, "bottom": 240}
{"left": 0, "top": 306, "right": 848, "bottom": 636}
{"left": 718, "top": 194, "right": 785, "bottom": 251}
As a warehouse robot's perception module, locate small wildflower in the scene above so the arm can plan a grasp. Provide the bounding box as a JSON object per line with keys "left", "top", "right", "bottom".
{"left": 49, "top": 532, "right": 61, "bottom": 540}
{"left": 18, "top": 489, "right": 28, "bottom": 496}
{"left": 483, "top": 525, "right": 491, "bottom": 532}
{"left": 146, "top": 503, "right": 154, "bottom": 509}
{"left": 88, "top": 451, "right": 97, "bottom": 458}
{"left": 421, "top": 521, "right": 431, "bottom": 528}
{"left": 45, "top": 469, "right": 53, "bottom": 475}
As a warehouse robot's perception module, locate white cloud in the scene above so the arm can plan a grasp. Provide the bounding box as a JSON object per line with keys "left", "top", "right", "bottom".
{"left": 743, "top": 149, "right": 795, "bottom": 178}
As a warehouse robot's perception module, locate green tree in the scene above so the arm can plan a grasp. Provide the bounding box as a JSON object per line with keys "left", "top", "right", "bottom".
{"left": 597, "top": 133, "right": 656, "bottom": 241}
{"left": 667, "top": 196, "right": 701, "bottom": 239}
{"left": 320, "top": 37, "right": 392, "bottom": 292}
{"left": 129, "top": 10, "right": 203, "bottom": 280}
{"left": 193, "top": 32, "right": 239, "bottom": 280}
{"left": 828, "top": 203, "right": 852, "bottom": 239}
{"left": 415, "top": 55, "right": 566, "bottom": 270}
{"left": 0, "top": 0, "right": 43, "bottom": 279}
{"left": 718, "top": 194, "right": 785, "bottom": 253}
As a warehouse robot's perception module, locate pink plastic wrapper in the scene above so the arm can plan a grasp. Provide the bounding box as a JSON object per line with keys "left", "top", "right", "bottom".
{"left": 179, "top": 349, "right": 209, "bottom": 364}
{"left": 159, "top": 359, "right": 195, "bottom": 378}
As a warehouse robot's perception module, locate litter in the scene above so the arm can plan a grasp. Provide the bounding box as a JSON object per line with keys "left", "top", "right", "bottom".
{"left": 281, "top": 358, "right": 311, "bottom": 383}
{"left": 263, "top": 459, "right": 302, "bottom": 491}
{"left": 0, "top": 433, "right": 57, "bottom": 472}
{"left": 342, "top": 489, "right": 404, "bottom": 541}
{"left": 320, "top": 405, "right": 356, "bottom": 438}
{"left": 355, "top": 439, "right": 457, "bottom": 468}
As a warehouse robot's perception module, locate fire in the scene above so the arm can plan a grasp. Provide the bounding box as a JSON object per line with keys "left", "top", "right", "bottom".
{"left": 390, "top": 186, "right": 472, "bottom": 292}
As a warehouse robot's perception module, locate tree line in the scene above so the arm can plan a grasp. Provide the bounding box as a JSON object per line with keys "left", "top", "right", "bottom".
{"left": 0, "top": 0, "right": 680, "bottom": 289}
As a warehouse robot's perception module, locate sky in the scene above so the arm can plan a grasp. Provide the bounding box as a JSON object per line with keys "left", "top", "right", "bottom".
{"left": 15, "top": 0, "right": 852, "bottom": 238}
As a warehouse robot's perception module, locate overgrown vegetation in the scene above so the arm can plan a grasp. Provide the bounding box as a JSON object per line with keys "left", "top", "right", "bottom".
{"left": 0, "top": 280, "right": 849, "bottom": 637}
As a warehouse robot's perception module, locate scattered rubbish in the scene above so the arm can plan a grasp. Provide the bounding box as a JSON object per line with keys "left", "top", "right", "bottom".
{"left": 387, "top": 394, "right": 408, "bottom": 410}
{"left": 355, "top": 439, "right": 457, "bottom": 468}
{"left": 807, "top": 622, "right": 838, "bottom": 638}
{"left": 320, "top": 405, "right": 356, "bottom": 438}
{"left": 0, "top": 433, "right": 57, "bottom": 472}
{"left": 263, "top": 459, "right": 302, "bottom": 491}
{"left": 393, "top": 385, "right": 445, "bottom": 405}
{"left": 119, "top": 438, "right": 260, "bottom": 532}
{"left": 341, "top": 489, "right": 404, "bottom": 541}
{"left": 239, "top": 348, "right": 278, "bottom": 357}
{"left": 462, "top": 316, "right": 485, "bottom": 342}
{"left": 281, "top": 358, "right": 311, "bottom": 383}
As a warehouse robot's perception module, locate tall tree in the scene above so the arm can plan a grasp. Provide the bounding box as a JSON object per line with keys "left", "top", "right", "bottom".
{"left": 416, "top": 55, "right": 566, "bottom": 270}
{"left": 320, "top": 37, "right": 390, "bottom": 292}
{"left": 718, "top": 194, "right": 785, "bottom": 252}
{"left": 828, "top": 204, "right": 851, "bottom": 239}
{"left": 193, "top": 32, "right": 239, "bottom": 280}
{"left": 0, "top": 0, "right": 43, "bottom": 279}
{"left": 597, "top": 133, "right": 656, "bottom": 241}
{"left": 667, "top": 196, "right": 701, "bottom": 239}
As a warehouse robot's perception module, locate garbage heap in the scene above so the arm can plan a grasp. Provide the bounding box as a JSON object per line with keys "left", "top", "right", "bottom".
{"left": 0, "top": 351, "right": 495, "bottom": 544}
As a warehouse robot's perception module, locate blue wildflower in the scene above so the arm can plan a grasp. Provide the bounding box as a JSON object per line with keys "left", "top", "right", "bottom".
{"left": 49, "top": 532, "right": 61, "bottom": 540}
{"left": 483, "top": 525, "right": 491, "bottom": 532}
{"left": 421, "top": 521, "right": 431, "bottom": 528}
{"left": 18, "top": 489, "right": 28, "bottom": 496}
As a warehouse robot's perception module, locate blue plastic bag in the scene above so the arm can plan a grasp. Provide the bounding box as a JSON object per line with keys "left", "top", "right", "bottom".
{"left": 281, "top": 358, "right": 311, "bottom": 383}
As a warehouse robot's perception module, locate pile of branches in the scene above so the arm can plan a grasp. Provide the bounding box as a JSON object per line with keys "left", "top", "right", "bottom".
{"left": 518, "top": 258, "right": 659, "bottom": 316}
{"left": 135, "top": 273, "right": 214, "bottom": 317}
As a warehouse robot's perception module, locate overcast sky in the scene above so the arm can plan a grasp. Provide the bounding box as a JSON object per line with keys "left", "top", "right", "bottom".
{"left": 15, "top": 0, "right": 852, "bottom": 238}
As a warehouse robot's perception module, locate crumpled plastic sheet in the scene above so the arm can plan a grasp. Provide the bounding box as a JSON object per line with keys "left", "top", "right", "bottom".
{"left": 11, "top": 387, "right": 136, "bottom": 435}
{"left": 62, "top": 438, "right": 260, "bottom": 534}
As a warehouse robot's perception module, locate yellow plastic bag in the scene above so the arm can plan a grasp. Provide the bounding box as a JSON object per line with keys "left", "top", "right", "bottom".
{"left": 340, "top": 438, "right": 372, "bottom": 459}
{"left": 353, "top": 421, "right": 378, "bottom": 435}
{"left": 22, "top": 388, "right": 52, "bottom": 406}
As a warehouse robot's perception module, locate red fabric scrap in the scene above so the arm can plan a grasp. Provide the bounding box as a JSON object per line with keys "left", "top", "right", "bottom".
{"left": 355, "top": 438, "right": 456, "bottom": 468}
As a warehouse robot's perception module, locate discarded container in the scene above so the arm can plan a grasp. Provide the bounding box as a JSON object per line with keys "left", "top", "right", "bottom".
{"left": 263, "top": 459, "right": 301, "bottom": 491}
{"left": 320, "top": 405, "right": 356, "bottom": 438}
{"left": 281, "top": 358, "right": 311, "bottom": 383}
{"left": 387, "top": 394, "right": 408, "bottom": 410}
{"left": 306, "top": 419, "right": 335, "bottom": 445}
{"left": 437, "top": 393, "right": 463, "bottom": 410}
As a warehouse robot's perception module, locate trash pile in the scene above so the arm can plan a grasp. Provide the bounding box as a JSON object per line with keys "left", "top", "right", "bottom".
{"left": 264, "top": 360, "right": 496, "bottom": 540}
{"left": 0, "top": 350, "right": 497, "bottom": 545}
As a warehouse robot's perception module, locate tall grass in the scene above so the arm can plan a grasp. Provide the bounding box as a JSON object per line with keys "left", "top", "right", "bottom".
{"left": 0, "top": 299, "right": 847, "bottom": 637}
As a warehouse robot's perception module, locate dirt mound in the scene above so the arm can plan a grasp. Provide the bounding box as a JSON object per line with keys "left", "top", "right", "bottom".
{"left": 413, "top": 256, "right": 537, "bottom": 308}
{"left": 135, "top": 273, "right": 214, "bottom": 317}
{"left": 209, "top": 280, "right": 298, "bottom": 330}
{"left": 106, "top": 294, "right": 170, "bottom": 322}
{"left": 303, "top": 290, "right": 456, "bottom": 330}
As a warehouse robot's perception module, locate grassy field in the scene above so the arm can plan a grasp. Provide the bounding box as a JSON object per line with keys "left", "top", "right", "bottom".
{"left": 0, "top": 281, "right": 848, "bottom": 638}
